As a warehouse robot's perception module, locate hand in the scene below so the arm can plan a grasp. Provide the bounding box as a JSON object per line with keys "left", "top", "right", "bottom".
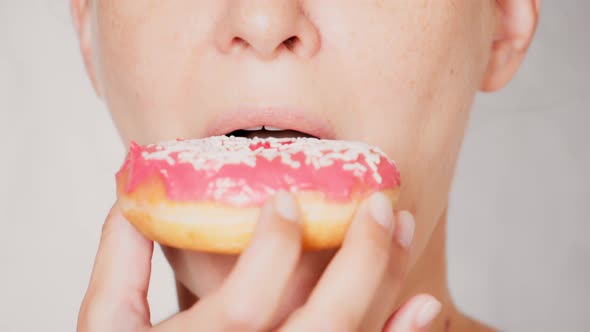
{"left": 77, "top": 192, "right": 441, "bottom": 331}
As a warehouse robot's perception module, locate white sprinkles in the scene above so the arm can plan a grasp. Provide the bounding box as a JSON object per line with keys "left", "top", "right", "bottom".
{"left": 140, "top": 136, "right": 391, "bottom": 184}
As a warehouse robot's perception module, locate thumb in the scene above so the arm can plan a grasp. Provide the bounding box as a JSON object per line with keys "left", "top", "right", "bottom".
{"left": 78, "top": 203, "right": 154, "bottom": 332}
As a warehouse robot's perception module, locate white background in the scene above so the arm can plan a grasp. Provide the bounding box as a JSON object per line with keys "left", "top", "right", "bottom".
{"left": 0, "top": 1, "right": 588, "bottom": 331}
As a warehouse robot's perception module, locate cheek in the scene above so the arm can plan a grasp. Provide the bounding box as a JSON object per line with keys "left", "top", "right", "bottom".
{"left": 93, "top": 1, "right": 222, "bottom": 143}
{"left": 315, "top": 2, "right": 490, "bottom": 260}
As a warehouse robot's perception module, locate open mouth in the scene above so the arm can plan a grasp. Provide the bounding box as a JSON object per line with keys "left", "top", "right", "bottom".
{"left": 206, "top": 108, "right": 335, "bottom": 140}
{"left": 226, "top": 125, "right": 319, "bottom": 139}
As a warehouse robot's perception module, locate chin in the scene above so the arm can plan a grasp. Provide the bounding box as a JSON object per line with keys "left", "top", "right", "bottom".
{"left": 162, "top": 245, "right": 336, "bottom": 315}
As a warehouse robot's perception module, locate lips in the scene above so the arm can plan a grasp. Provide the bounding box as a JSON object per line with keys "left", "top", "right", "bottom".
{"left": 205, "top": 108, "right": 336, "bottom": 140}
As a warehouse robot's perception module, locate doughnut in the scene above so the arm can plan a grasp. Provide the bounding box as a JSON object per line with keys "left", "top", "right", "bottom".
{"left": 116, "top": 136, "right": 401, "bottom": 254}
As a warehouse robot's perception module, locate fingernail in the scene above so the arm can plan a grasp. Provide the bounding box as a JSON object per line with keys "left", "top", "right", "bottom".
{"left": 395, "top": 211, "right": 415, "bottom": 249}
{"left": 514, "top": 38, "right": 527, "bottom": 51}
{"left": 368, "top": 192, "right": 395, "bottom": 232}
{"left": 274, "top": 190, "right": 298, "bottom": 222}
{"left": 415, "top": 297, "right": 442, "bottom": 328}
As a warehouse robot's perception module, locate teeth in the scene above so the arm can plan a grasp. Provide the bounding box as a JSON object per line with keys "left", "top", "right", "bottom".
{"left": 240, "top": 126, "right": 289, "bottom": 131}
{"left": 242, "top": 126, "right": 263, "bottom": 131}
{"left": 264, "top": 126, "right": 286, "bottom": 131}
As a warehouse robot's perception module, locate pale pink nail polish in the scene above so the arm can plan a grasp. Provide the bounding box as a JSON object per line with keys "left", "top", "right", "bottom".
{"left": 368, "top": 192, "right": 395, "bottom": 232}
{"left": 395, "top": 211, "right": 415, "bottom": 249}
{"left": 274, "top": 190, "right": 298, "bottom": 222}
{"left": 415, "top": 298, "right": 442, "bottom": 328}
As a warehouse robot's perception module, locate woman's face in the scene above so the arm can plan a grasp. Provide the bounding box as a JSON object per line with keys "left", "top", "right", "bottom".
{"left": 78, "top": 0, "right": 511, "bottom": 308}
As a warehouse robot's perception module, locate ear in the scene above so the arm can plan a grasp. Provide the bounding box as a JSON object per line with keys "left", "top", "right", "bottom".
{"left": 71, "top": 0, "right": 102, "bottom": 96}
{"left": 480, "top": 0, "right": 540, "bottom": 92}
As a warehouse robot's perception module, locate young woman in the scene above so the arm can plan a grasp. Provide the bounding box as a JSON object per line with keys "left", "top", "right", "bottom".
{"left": 71, "top": 1, "right": 539, "bottom": 331}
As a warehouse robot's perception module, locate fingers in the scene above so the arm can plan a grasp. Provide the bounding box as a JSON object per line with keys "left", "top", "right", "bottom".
{"left": 154, "top": 190, "right": 302, "bottom": 332}
{"left": 383, "top": 294, "right": 442, "bottom": 332}
{"left": 78, "top": 203, "right": 154, "bottom": 332}
{"left": 282, "top": 192, "right": 415, "bottom": 332}
{"left": 359, "top": 210, "right": 418, "bottom": 330}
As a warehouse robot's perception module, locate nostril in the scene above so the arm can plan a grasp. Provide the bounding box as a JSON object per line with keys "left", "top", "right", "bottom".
{"left": 227, "top": 36, "right": 300, "bottom": 56}
{"left": 231, "top": 37, "right": 248, "bottom": 47}
{"left": 283, "top": 36, "right": 299, "bottom": 51}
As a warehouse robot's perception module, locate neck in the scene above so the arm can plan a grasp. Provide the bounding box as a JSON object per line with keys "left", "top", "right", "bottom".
{"left": 400, "top": 210, "right": 494, "bottom": 332}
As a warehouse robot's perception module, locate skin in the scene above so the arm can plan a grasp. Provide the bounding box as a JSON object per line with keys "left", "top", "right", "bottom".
{"left": 72, "top": 0, "right": 539, "bottom": 331}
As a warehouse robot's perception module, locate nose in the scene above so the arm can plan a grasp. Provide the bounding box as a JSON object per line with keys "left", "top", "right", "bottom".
{"left": 215, "top": 0, "right": 320, "bottom": 59}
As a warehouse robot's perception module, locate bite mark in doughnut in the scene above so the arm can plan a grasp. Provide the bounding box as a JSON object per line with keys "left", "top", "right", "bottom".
{"left": 116, "top": 136, "right": 401, "bottom": 253}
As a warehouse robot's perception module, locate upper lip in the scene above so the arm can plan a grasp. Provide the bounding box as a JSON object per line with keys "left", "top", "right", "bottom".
{"left": 205, "top": 108, "right": 336, "bottom": 139}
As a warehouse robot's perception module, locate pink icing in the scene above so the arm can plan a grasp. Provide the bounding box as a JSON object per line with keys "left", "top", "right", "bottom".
{"left": 116, "top": 136, "right": 401, "bottom": 207}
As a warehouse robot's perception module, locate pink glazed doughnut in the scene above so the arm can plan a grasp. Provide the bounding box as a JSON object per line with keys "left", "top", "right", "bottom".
{"left": 116, "top": 136, "right": 401, "bottom": 253}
